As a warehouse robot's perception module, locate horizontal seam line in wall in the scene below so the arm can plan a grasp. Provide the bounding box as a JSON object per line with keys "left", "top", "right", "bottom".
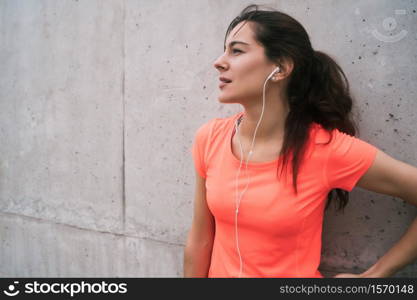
{"left": 0, "top": 211, "right": 183, "bottom": 247}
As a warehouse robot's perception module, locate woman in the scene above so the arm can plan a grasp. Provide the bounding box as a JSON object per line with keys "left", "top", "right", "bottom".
{"left": 183, "top": 4, "right": 417, "bottom": 278}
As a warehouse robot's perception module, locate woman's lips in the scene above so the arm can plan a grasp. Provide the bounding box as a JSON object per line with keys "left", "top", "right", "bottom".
{"left": 219, "top": 81, "right": 231, "bottom": 89}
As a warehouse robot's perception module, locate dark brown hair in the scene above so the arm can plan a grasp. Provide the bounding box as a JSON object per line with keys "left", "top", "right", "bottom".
{"left": 226, "top": 5, "right": 359, "bottom": 212}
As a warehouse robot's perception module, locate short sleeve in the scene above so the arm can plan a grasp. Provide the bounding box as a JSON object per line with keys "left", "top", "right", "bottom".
{"left": 190, "top": 120, "right": 213, "bottom": 179}
{"left": 325, "top": 128, "right": 378, "bottom": 191}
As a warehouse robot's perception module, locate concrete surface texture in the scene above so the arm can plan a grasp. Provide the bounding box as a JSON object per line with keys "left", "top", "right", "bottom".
{"left": 0, "top": 0, "right": 416, "bottom": 277}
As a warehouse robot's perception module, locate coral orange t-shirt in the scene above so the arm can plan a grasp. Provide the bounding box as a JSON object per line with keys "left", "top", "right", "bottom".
{"left": 190, "top": 111, "right": 378, "bottom": 278}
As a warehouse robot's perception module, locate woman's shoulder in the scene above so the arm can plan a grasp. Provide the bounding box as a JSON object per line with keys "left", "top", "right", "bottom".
{"left": 309, "top": 122, "right": 334, "bottom": 145}
{"left": 194, "top": 112, "right": 241, "bottom": 138}
{"left": 309, "top": 122, "right": 357, "bottom": 148}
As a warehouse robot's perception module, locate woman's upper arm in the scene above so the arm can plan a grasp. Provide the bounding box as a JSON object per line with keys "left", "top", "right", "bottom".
{"left": 357, "top": 149, "right": 417, "bottom": 206}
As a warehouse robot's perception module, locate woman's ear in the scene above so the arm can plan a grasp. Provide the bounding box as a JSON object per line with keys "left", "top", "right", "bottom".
{"left": 275, "top": 57, "right": 294, "bottom": 80}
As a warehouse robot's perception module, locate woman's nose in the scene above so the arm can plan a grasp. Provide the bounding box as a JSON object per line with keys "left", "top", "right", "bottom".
{"left": 213, "top": 53, "right": 228, "bottom": 72}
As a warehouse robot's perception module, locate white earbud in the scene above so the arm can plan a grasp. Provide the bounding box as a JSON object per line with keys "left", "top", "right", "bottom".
{"left": 266, "top": 66, "right": 281, "bottom": 81}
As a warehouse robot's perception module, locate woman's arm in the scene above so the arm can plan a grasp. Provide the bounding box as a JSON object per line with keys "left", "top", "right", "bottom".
{"left": 335, "top": 149, "right": 417, "bottom": 278}
{"left": 183, "top": 170, "right": 215, "bottom": 277}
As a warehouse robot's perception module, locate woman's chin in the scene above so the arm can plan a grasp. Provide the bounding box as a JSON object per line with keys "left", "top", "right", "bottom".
{"left": 217, "top": 95, "right": 238, "bottom": 103}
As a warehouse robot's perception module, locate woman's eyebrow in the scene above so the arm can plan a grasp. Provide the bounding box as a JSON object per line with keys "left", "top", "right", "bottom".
{"left": 224, "top": 41, "right": 250, "bottom": 51}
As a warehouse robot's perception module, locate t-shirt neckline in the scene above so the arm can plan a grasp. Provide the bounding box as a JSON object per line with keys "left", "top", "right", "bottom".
{"left": 228, "top": 111, "right": 282, "bottom": 168}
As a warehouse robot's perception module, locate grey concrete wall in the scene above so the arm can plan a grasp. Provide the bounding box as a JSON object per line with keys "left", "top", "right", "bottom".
{"left": 0, "top": 0, "right": 416, "bottom": 277}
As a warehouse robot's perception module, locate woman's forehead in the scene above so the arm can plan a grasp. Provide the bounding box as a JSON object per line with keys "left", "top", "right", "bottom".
{"left": 225, "top": 22, "right": 255, "bottom": 45}
{"left": 231, "top": 21, "right": 250, "bottom": 36}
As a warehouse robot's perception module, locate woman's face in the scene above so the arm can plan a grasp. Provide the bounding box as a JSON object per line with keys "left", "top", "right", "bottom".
{"left": 213, "top": 21, "right": 277, "bottom": 103}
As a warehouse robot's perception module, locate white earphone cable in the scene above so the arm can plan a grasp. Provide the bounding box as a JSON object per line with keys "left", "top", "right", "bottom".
{"left": 234, "top": 67, "right": 279, "bottom": 278}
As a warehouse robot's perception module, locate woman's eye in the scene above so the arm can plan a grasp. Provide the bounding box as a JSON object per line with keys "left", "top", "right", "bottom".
{"left": 232, "top": 48, "right": 243, "bottom": 54}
